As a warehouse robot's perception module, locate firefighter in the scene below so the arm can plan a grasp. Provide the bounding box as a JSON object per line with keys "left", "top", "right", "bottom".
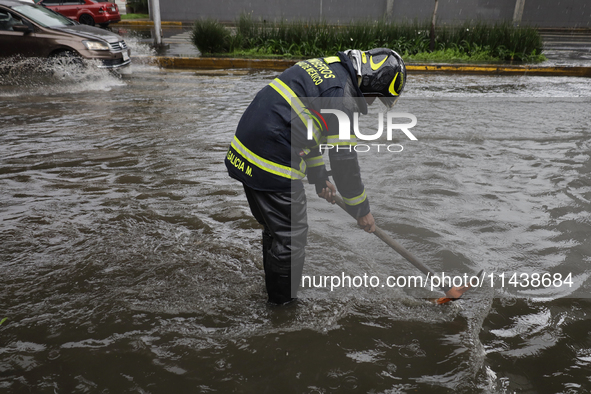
{"left": 225, "top": 48, "right": 407, "bottom": 305}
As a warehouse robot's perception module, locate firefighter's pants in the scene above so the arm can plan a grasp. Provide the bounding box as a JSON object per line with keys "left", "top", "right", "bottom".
{"left": 243, "top": 184, "right": 308, "bottom": 304}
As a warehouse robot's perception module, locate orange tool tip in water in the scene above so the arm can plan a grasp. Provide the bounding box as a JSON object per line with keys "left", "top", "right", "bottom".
{"left": 435, "top": 270, "right": 484, "bottom": 305}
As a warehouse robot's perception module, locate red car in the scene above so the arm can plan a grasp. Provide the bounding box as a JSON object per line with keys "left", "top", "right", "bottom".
{"left": 34, "top": 0, "right": 120, "bottom": 27}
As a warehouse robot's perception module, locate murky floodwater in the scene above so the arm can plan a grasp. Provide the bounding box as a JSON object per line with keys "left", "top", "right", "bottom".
{"left": 1, "top": 59, "right": 591, "bottom": 393}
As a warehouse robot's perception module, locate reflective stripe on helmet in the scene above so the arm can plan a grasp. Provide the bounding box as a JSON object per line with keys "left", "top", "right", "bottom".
{"left": 370, "top": 55, "right": 388, "bottom": 71}
{"left": 343, "top": 189, "right": 367, "bottom": 206}
{"left": 388, "top": 72, "right": 400, "bottom": 96}
{"left": 231, "top": 136, "right": 306, "bottom": 180}
{"left": 269, "top": 78, "right": 322, "bottom": 145}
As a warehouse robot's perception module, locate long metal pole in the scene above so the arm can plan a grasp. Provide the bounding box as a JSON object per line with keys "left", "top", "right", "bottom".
{"left": 386, "top": 0, "right": 394, "bottom": 18}
{"left": 333, "top": 194, "right": 481, "bottom": 304}
{"left": 513, "top": 0, "right": 526, "bottom": 26}
{"left": 429, "top": 0, "right": 439, "bottom": 52}
{"left": 333, "top": 195, "right": 437, "bottom": 279}
{"left": 151, "top": 0, "right": 162, "bottom": 47}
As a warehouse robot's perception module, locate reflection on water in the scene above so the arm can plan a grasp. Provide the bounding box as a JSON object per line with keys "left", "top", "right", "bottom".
{"left": 0, "top": 66, "right": 590, "bottom": 392}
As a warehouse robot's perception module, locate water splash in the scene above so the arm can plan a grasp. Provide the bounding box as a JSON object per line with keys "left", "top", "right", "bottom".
{"left": 0, "top": 56, "right": 125, "bottom": 96}
{"left": 122, "top": 34, "right": 157, "bottom": 57}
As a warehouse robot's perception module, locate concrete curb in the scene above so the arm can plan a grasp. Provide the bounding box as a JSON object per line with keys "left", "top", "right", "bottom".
{"left": 146, "top": 57, "right": 297, "bottom": 71}
{"left": 141, "top": 56, "right": 591, "bottom": 77}
{"left": 407, "top": 63, "right": 591, "bottom": 77}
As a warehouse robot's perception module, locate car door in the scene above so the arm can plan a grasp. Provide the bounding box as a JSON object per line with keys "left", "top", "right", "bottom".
{"left": 0, "top": 8, "right": 36, "bottom": 57}
{"left": 60, "top": 0, "right": 84, "bottom": 21}
{"left": 0, "top": 8, "right": 18, "bottom": 56}
{"left": 0, "top": 7, "right": 57, "bottom": 58}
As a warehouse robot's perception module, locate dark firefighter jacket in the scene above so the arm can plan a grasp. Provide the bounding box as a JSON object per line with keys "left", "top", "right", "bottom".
{"left": 225, "top": 51, "right": 370, "bottom": 218}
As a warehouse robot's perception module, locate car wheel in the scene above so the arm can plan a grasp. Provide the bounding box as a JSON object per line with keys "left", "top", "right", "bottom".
{"left": 79, "top": 14, "right": 95, "bottom": 26}
{"left": 99, "top": 23, "right": 110, "bottom": 28}
{"left": 49, "top": 50, "right": 85, "bottom": 79}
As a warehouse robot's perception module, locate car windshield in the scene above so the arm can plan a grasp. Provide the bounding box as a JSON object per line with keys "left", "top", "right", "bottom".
{"left": 12, "top": 3, "right": 75, "bottom": 27}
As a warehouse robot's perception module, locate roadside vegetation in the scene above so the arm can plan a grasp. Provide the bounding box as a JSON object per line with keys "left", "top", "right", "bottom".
{"left": 191, "top": 15, "right": 545, "bottom": 63}
{"left": 125, "top": 0, "right": 148, "bottom": 14}
{"left": 120, "top": 13, "right": 150, "bottom": 20}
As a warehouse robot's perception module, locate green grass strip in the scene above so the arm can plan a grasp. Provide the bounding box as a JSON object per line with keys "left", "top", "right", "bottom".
{"left": 191, "top": 15, "right": 545, "bottom": 63}
{"left": 121, "top": 13, "right": 150, "bottom": 20}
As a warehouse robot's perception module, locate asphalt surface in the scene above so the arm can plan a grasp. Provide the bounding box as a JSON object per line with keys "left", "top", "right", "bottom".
{"left": 540, "top": 30, "right": 591, "bottom": 66}
{"left": 110, "top": 25, "right": 199, "bottom": 57}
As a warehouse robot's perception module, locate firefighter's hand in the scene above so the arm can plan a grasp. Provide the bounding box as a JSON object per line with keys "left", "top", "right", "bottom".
{"left": 357, "top": 212, "right": 376, "bottom": 233}
{"left": 318, "top": 180, "right": 336, "bottom": 204}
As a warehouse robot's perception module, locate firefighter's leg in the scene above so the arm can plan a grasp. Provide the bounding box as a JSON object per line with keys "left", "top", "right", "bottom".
{"left": 288, "top": 187, "right": 307, "bottom": 299}
{"left": 243, "top": 186, "right": 273, "bottom": 293}
{"left": 243, "top": 185, "right": 308, "bottom": 304}
{"left": 262, "top": 228, "right": 274, "bottom": 298}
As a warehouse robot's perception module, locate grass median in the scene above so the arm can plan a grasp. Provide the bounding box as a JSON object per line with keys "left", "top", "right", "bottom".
{"left": 121, "top": 13, "right": 150, "bottom": 20}
{"left": 191, "top": 15, "right": 545, "bottom": 63}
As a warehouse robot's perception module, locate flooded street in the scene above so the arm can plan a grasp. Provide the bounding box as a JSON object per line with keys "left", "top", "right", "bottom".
{"left": 1, "top": 60, "right": 591, "bottom": 393}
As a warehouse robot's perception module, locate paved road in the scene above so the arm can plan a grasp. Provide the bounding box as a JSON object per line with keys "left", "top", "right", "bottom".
{"left": 110, "top": 26, "right": 199, "bottom": 57}
{"left": 541, "top": 30, "right": 591, "bottom": 65}
{"left": 158, "top": 29, "right": 197, "bottom": 57}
